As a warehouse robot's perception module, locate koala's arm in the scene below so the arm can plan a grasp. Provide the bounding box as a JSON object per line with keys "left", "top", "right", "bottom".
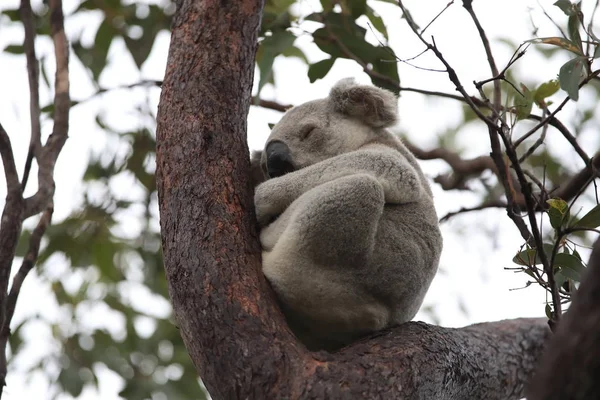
{"left": 255, "top": 146, "right": 423, "bottom": 226}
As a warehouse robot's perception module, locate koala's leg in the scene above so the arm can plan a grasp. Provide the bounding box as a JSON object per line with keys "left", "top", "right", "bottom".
{"left": 266, "top": 173, "right": 384, "bottom": 267}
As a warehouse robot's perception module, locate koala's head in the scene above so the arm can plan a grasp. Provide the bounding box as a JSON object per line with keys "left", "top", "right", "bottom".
{"left": 257, "top": 78, "right": 398, "bottom": 180}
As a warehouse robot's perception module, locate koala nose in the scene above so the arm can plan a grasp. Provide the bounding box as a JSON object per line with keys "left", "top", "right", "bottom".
{"left": 266, "top": 141, "right": 295, "bottom": 178}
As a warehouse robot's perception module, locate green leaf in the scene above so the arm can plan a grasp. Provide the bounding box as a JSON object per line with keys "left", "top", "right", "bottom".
{"left": 514, "top": 83, "right": 534, "bottom": 119}
{"left": 559, "top": 56, "right": 586, "bottom": 100}
{"left": 575, "top": 204, "right": 600, "bottom": 229}
{"left": 547, "top": 198, "right": 569, "bottom": 229}
{"left": 347, "top": 0, "right": 367, "bottom": 18}
{"left": 554, "top": 270, "right": 567, "bottom": 289}
{"left": 554, "top": 253, "right": 585, "bottom": 281}
{"left": 534, "top": 79, "right": 560, "bottom": 105}
{"left": 545, "top": 303, "right": 552, "bottom": 319}
{"left": 554, "top": 0, "right": 574, "bottom": 16}
{"left": 3, "top": 44, "right": 24, "bottom": 54}
{"left": 91, "top": 20, "right": 116, "bottom": 80}
{"left": 366, "top": 5, "right": 388, "bottom": 40}
{"left": 58, "top": 367, "right": 84, "bottom": 397}
{"left": 280, "top": 45, "right": 308, "bottom": 64}
{"left": 308, "top": 58, "right": 336, "bottom": 82}
{"left": 513, "top": 243, "right": 555, "bottom": 266}
{"left": 594, "top": 45, "right": 600, "bottom": 59}
{"left": 256, "top": 30, "right": 296, "bottom": 95}
{"left": 567, "top": 11, "right": 583, "bottom": 54}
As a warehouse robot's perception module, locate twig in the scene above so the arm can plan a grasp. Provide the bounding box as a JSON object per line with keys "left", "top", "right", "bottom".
{"left": 463, "top": 0, "right": 501, "bottom": 111}
{"left": 420, "top": 1, "right": 455, "bottom": 35}
{"left": 518, "top": 109, "right": 549, "bottom": 164}
{"left": 19, "top": 0, "right": 42, "bottom": 192}
{"left": 440, "top": 200, "right": 507, "bottom": 222}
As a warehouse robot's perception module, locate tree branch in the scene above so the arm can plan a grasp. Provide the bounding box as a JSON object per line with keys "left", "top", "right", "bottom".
{"left": 0, "top": 126, "right": 25, "bottom": 395}
{"left": 0, "top": 125, "right": 20, "bottom": 192}
{"left": 24, "top": 0, "right": 70, "bottom": 218}
{"left": 0, "top": 205, "right": 52, "bottom": 394}
{"left": 19, "top": 0, "right": 42, "bottom": 191}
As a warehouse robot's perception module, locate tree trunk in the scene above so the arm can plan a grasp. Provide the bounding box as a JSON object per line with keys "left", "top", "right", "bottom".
{"left": 155, "top": 1, "right": 552, "bottom": 399}
{"left": 527, "top": 237, "right": 600, "bottom": 400}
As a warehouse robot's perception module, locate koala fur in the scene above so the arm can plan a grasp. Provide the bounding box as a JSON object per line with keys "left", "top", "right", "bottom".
{"left": 253, "top": 78, "right": 443, "bottom": 350}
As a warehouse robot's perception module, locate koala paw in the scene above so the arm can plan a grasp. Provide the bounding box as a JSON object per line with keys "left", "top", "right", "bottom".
{"left": 254, "top": 182, "right": 282, "bottom": 227}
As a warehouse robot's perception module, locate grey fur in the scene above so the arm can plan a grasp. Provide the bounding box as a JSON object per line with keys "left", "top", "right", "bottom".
{"left": 254, "top": 78, "right": 443, "bottom": 350}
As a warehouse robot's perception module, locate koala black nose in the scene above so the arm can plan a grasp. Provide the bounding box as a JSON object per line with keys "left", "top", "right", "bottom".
{"left": 266, "top": 140, "right": 295, "bottom": 178}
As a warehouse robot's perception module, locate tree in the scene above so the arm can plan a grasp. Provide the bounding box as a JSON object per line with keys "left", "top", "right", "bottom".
{"left": 1, "top": 0, "right": 600, "bottom": 398}
{"left": 156, "top": 0, "right": 599, "bottom": 399}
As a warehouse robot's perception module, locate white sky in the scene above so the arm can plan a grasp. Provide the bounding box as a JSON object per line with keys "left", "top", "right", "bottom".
{"left": 0, "top": 0, "right": 599, "bottom": 398}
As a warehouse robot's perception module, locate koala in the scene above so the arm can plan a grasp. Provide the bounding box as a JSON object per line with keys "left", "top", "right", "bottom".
{"left": 252, "top": 78, "right": 443, "bottom": 350}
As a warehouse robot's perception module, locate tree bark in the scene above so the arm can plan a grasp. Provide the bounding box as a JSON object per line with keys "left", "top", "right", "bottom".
{"left": 527, "top": 237, "right": 600, "bottom": 400}
{"left": 155, "top": 2, "right": 552, "bottom": 399}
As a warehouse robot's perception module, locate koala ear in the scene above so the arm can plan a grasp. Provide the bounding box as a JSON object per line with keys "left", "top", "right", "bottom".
{"left": 329, "top": 78, "right": 398, "bottom": 128}
{"left": 250, "top": 150, "right": 267, "bottom": 187}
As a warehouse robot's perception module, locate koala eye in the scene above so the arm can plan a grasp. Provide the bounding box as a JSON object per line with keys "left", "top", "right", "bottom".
{"left": 299, "top": 125, "right": 317, "bottom": 141}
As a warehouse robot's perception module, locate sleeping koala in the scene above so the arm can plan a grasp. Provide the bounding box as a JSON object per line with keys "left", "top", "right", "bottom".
{"left": 252, "top": 78, "right": 443, "bottom": 350}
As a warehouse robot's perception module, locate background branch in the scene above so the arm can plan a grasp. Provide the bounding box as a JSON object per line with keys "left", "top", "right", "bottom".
{"left": 24, "top": 0, "right": 70, "bottom": 218}
{"left": 19, "top": 0, "right": 42, "bottom": 191}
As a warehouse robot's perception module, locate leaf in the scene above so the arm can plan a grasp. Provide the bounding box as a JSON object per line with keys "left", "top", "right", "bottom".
{"left": 366, "top": 5, "right": 388, "bottom": 40}
{"left": 256, "top": 31, "right": 296, "bottom": 95}
{"left": 91, "top": 20, "right": 116, "bottom": 80}
{"left": 554, "top": 270, "right": 567, "bottom": 289}
{"left": 347, "top": 0, "right": 367, "bottom": 18}
{"left": 513, "top": 243, "right": 555, "bottom": 266}
{"left": 280, "top": 46, "right": 308, "bottom": 64}
{"left": 514, "top": 83, "right": 534, "bottom": 119}
{"left": 534, "top": 79, "right": 560, "bottom": 105}
{"left": 308, "top": 58, "right": 336, "bottom": 82}
{"left": 547, "top": 198, "right": 569, "bottom": 229}
{"left": 594, "top": 45, "right": 600, "bottom": 59}
{"left": 559, "top": 56, "right": 586, "bottom": 100}
{"left": 554, "top": 253, "right": 585, "bottom": 281}
{"left": 3, "top": 44, "right": 24, "bottom": 54}
{"left": 527, "top": 37, "right": 584, "bottom": 55}
{"left": 554, "top": 0, "right": 574, "bottom": 16}
{"left": 575, "top": 204, "right": 600, "bottom": 229}
{"left": 567, "top": 11, "right": 583, "bottom": 54}
{"left": 58, "top": 367, "right": 84, "bottom": 397}
{"left": 545, "top": 303, "right": 552, "bottom": 319}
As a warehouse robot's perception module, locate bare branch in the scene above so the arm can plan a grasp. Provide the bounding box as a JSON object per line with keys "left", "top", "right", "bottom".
{"left": 19, "top": 0, "right": 42, "bottom": 192}
{"left": 420, "top": 0, "right": 455, "bottom": 35}
{"left": 440, "top": 200, "right": 507, "bottom": 222}
{"left": 0, "top": 125, "right": 25, "bottom": 395}
{"left": 24, "top": 0, "right": 70, "bottom": 218}
{"left": 0, "top": 205, "right": 52, "bottom": 393}
{"left": 0, "top": 125, "right": 20, "bottom": 192}
{"left": 463, "top": 0, "right": 502, "bottom": 110}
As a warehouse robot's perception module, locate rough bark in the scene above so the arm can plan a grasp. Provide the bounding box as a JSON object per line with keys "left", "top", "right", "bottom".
{"left": 155, "top": 2, "right": 552, "bottom": 399}
{"left": 527, "top": 237, "right": 600, "bottom": 400}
